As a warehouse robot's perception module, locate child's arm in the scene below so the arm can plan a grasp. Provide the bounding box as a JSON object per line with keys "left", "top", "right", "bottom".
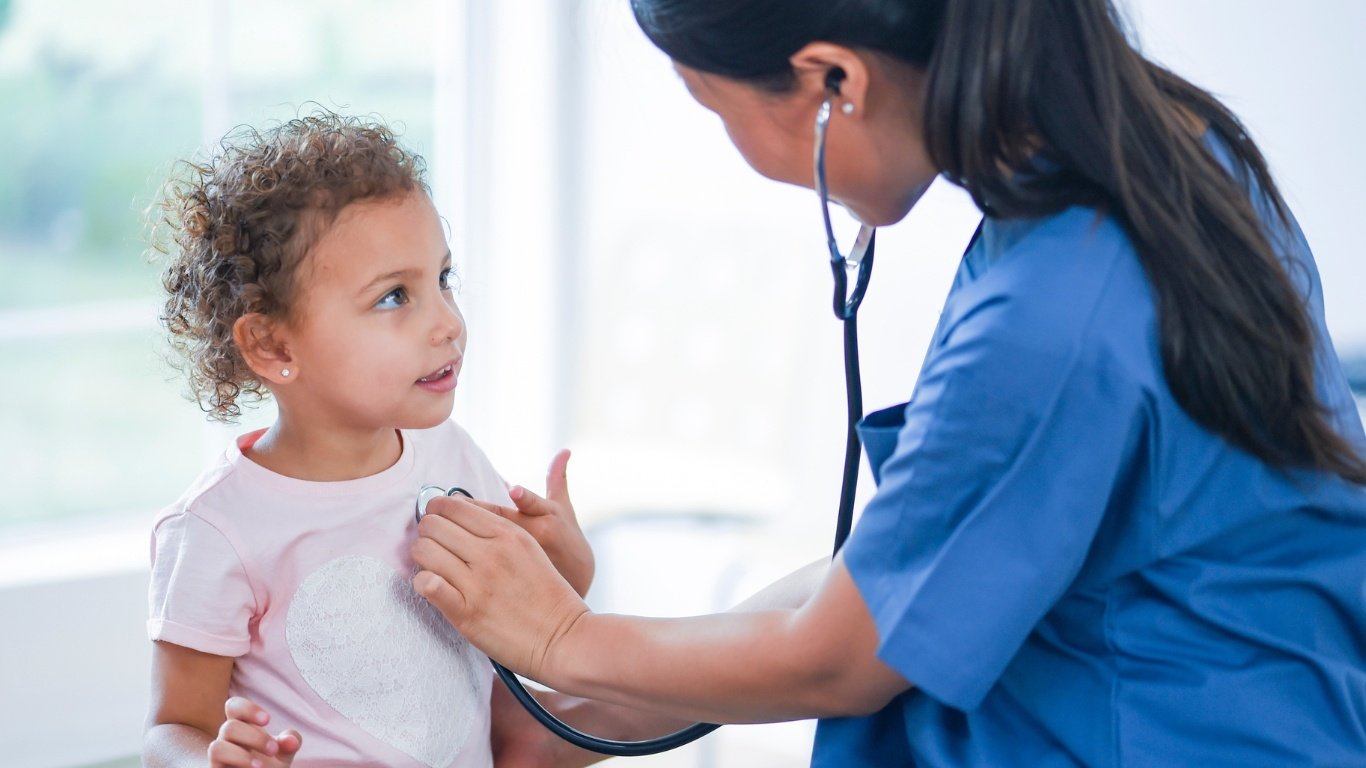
{"left": 143, "top": 641, "right": 302, "bottom": 767}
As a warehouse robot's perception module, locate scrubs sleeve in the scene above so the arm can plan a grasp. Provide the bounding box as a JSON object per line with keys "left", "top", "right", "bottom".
{"left": 843, "top": 304, "right": 1146, "bottom": 711}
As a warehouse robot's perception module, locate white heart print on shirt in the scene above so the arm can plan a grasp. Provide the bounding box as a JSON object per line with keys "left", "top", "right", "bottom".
{"left": 287, "top": 555, "right": 484, "bottom": 767}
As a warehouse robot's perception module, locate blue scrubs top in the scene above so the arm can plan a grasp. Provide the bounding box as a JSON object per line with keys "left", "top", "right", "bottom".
{"left": 811, "top": 147, "right": 1366, "bottom": 766}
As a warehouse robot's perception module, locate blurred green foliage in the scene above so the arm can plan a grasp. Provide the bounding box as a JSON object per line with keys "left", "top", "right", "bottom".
{"left": 0, "top": 54, "right": 199, "bottom": 278}
{"left": 0, "top": 0, "right": 438, "bottom": 528}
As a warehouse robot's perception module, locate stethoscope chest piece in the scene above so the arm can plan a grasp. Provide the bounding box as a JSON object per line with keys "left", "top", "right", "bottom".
{"left": 415, "top": 484, "right": 473, "bottom": 522}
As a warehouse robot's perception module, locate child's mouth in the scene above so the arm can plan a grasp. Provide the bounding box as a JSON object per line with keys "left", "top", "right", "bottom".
{"left": 417, "top": 365, "right": 452, "bottom": 383}
{"left": 415, "top": 362, "right": 458, "bottom": 393}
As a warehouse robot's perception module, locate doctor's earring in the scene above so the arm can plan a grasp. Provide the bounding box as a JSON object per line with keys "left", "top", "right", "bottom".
{"left": 281, "top": 368, "right": 291, "bottom": 378}
{"left": 841, "top": 102, "right": 855, "bottom": 115}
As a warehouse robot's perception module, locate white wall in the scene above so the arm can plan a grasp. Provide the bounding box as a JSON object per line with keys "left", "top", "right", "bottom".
{"left": 1125, "top": 0, "right": 1366, "bottom": 351}
{"left": 0, "top": 571, "right": 151, "bottom": 766}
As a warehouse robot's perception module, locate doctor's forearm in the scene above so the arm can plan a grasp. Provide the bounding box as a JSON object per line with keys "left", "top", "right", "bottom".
{"left": 546, "top": 609, "right": 863, "bottom": 724}
{"left": 489, "top": 558, "right": 835, "bottom": 763}
{"left": 539, "top": 560, "right": 906, "bottom": 725}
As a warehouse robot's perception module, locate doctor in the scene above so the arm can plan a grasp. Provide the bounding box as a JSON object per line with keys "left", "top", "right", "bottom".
{"left": 415, "top": 1, "right": 1366, "bottom": 765}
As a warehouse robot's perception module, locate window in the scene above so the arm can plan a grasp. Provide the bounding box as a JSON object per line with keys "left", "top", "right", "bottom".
{"left": 0, "top": 0, "right": 442, "bottom": 535}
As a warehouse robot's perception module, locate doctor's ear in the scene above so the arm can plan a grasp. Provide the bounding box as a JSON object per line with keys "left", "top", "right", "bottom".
{"left": 789, "top": 43, "right": 870, "bottom": 115}
{"left": 233, "top": 313, "right": 295, "bottom": 385}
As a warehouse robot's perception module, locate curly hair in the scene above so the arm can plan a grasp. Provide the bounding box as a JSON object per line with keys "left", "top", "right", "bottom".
{"left": 152, "top": 109, "right": 429, "bottom": 422}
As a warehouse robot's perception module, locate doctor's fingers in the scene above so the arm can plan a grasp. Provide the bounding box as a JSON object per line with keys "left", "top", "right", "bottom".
{"left": 414, "top": 568, "right": 474, "bottom": 626}
{"left": 424, "top": 494, "right": 509, "bottom": 537}
{"left": 412, "top": 525, "right": 479, "bottom": 578}
{"left": 416, "top": 505, "right": 513, "bottom": 562}
{"left": 454, "top": 496, "right": 527, "bottom": 525}
{"left": 412, "top": 532, "right": 477, "bottom": 619}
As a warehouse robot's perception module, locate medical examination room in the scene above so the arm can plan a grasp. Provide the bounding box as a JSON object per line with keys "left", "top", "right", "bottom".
{"left": 2, "top": 0, "right": 1365, "bottom": 766}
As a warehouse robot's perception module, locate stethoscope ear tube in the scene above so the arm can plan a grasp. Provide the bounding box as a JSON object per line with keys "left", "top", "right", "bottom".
{"left": 496, "top": 94, "right": 870, "bottom": 756}
{"left": 489, "top": 293, "right": 865, "bottom": 755}
{"left": 491, "top": 285, "right": 868, "bottom": 754}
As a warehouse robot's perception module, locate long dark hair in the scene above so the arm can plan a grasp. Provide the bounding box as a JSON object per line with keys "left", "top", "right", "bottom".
{"left": 632, "top": 0, "right": 1366, "bottom": 484}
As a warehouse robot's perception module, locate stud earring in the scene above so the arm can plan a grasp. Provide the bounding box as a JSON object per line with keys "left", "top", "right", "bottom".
{"left": 841, "top": 102, "right": 855, "bottom": 115}
{"left": 281, "top": 368, "right": 291, "bottom": 377}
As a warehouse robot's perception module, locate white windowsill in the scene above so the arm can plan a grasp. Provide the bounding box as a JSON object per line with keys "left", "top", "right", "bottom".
{"left": 0, "top": 512, "right": 150, "bottom": 589}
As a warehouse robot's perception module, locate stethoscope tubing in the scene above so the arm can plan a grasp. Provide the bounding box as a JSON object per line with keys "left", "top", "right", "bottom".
{"left": 480, "top": 94, "right": 874, "bottom": 756}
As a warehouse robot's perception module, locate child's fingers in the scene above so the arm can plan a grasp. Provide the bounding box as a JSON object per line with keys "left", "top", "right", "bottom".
{"left": 507, "top": 449, "right": 573, "bottom": 518}
{"left": 224, "top": 696, "right": 270, "bottom": 727}
{"left": 275, "top": 728, "right": 304, "bottom": 755}
{"left": 218, "top": 718, "right": 280, "bottom": 757}
{"left": 206, "top": 736, "right": 258, "bottom": 768}
{"left": 545, "top": 449, "right": 572, "bottom": 504}
{"left": 507, "top": 485, "right": 550, "bottom": 517}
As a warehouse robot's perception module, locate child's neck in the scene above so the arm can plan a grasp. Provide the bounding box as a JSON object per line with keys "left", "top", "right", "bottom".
{"left": 245, "top": 415, "right": 402, "bottom": 482}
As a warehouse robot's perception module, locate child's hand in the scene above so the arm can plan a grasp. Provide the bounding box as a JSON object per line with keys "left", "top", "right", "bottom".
{"left": 504, "top": 450, "right": 595, "bottom": 596}
{"left": 208, "top": 697, "right": 303, "bottom": 768}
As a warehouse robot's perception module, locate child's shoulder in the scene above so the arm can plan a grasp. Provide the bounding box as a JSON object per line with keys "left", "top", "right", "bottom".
{"left": 152, "top": 435, "right": 260, "bottom": 530}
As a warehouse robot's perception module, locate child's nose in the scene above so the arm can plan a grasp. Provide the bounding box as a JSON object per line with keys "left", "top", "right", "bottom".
{"left": 431, "top": 298, "right": 465, "bottom": 345}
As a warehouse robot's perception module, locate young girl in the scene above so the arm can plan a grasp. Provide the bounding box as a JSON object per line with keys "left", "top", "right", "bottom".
{"left": 143, "top": 111, "right": 592, "bottom": 768}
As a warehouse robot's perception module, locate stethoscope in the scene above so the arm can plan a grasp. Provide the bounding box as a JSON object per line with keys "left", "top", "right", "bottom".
{"left": 416, "top": 83, "right": 875, "bottom": 756}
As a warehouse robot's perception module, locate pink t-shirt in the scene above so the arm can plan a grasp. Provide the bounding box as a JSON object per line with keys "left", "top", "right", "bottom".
{"left": 148, "top": 420, "right": 508, "bottom": 768}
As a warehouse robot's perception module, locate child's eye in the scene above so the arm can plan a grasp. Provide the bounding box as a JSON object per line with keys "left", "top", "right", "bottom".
{"left": 375, "top": 286, "right": 408, "bottom": 310}
{"left": 438, "top": 267, "right": 455, "bottom": 291}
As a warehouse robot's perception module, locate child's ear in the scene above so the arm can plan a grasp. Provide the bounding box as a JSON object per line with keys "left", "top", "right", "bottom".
{"left": 233, "top": 313, "right": 295, "bottom": 385}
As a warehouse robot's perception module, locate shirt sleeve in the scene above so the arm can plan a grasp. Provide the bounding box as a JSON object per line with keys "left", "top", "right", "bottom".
{"left": 147, "top": 511, "right": 257, "bottom": 657}
{"left": 843, "top": 300, "right": 1146, "bottom": 711}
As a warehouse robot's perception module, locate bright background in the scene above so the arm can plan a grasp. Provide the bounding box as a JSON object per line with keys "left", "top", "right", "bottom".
{"left": 1, "top": 1, "right": 1363, "bottom": 766}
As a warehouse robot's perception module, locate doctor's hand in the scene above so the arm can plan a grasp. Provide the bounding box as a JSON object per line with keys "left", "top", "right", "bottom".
{"left": 413, "top": 493, "right": 590, "bottom": 683}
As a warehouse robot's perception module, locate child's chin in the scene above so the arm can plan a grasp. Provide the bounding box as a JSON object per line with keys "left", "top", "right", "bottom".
{"left": 401, "top": 408, "right": 456, "bottom": 431}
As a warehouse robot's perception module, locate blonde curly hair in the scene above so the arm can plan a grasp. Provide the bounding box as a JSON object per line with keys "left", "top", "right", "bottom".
{"left": 152, "top": 109, "right": 429, "bottom": 422}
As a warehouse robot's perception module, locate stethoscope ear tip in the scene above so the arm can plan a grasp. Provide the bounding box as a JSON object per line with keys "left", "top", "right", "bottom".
{"left": 414, "top": 485, "right": 474, "bottom": 522}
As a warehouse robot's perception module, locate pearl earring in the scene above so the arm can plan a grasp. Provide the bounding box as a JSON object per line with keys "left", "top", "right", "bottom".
{"left": 281, "top": 368, "right": 291, "bottom": 377}
{"left": 841, "top": 102, "right": 855, "bottom": 115}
